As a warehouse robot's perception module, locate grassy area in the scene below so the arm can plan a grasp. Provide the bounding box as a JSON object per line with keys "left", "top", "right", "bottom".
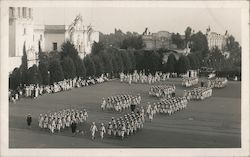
{"left": 9, "top": 78, "right": 241, "bottom": 148}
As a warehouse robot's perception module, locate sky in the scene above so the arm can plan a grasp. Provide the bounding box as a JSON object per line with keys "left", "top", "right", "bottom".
{"left": 33, "top": 7, "right": 241, "bottom": 43}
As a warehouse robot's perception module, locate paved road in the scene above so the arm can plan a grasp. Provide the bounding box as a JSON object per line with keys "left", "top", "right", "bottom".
{"left": 9, "top": 78, "right": 241, "bottom": 148}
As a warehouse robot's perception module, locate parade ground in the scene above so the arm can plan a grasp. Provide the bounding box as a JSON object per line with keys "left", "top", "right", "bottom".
{"left": 9, "top": 78, "right": 241, "bottom": 148}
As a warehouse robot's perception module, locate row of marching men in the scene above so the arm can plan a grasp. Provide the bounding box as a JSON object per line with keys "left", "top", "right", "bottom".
{"left": 207, "top": 77, "right": 228, "bottom": 88}
{"left": 119, "top": 71, "right": 169, "bottom": 85}
{"left": 146, "top": 97, "right": 188, "bottom": 119}
{"left": 101, "top": 94, "right": 141, "bottom": 112}
{"left": 106, "top": 109, "right": 145, "bottom": 140}
{"left": 149, "top": 85, "right": 176, "bottom": 98}
{"left": 183, "top": 87, "right": 212, "bottom": 100}
{"left": 182, "top": 77, "right": 199, "bottom": 87}
{"left": 38, "top": 108, "right": 88, "bottom": 134}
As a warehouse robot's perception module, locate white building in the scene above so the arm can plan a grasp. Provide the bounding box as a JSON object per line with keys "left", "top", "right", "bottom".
{"left": 9, "top": 7, "right": 42, "bottom": 72}
{"left": 9, "top": 7, "right": 99, "bottom": 72}
{"left": 206, "top": 26, "right": 228, "bottom": 51}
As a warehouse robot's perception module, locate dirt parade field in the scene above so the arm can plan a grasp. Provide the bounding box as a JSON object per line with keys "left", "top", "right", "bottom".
{"left": 9, "top": 78, "right": 241, "bottom": 148}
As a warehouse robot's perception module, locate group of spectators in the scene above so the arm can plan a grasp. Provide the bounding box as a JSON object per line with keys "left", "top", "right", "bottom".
{"left": 9, "top": 74, "right": 109, "bottom": 103}
{"left": 149, "top": 85, "right": 176, "bottom": 98}
{"left": 101, "top": 94, "right": 141, "bottom": 112}
{"left": 184, "top": 87, "right": 213, "bottom": 100}
{"left": 38, "top": 108, "right": 88, "bottom": 134}
{"left": 207, "top": 77, "right": 228, "bottom": 88}
{"left": 182, "top": 77, "right": 199, "bottom": 87}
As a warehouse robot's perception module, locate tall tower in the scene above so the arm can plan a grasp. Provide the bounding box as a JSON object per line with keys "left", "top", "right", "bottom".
{"left": 9, "top": 7, "right": 38, "bottom": 70}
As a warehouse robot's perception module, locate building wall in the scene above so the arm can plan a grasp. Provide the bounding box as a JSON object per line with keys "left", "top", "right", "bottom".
{"left": 142, "top": 30, "right": 172, "bottom": 50}
{"left": 9, "top": 7, "right": 39, "bottom": 73}
{"left": 9, "top": 8, "right": 99, "bottom": 72}
{"left": 44, "top": 33, "right": 65, "bottom": 52}
{"left": 206, "top": 27, "right": 228, "bottom": 51}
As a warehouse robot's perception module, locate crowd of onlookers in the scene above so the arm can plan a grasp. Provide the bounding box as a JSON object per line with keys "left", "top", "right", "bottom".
{"left": 9, "top": 75, "right": 109, "bottom": 103}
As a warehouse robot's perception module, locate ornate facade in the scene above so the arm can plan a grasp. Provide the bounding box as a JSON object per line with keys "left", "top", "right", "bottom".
{"left": 206, "top": 26, "right": 228, "bottom": 51}
{"left": 9, "top": 7, "right": 99, "bottom": 72}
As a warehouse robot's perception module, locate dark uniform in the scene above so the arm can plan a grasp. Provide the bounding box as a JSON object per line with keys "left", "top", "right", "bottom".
{"left": 26, "top": 114, "right": 32, "bottom": 127}
{"left": 71, "top": 121, "right": 77, "bottom": 134}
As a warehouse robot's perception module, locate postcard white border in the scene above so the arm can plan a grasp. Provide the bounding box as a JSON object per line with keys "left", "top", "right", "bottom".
{"left": 0, "top": 1, "right": 249, "bottom": 157}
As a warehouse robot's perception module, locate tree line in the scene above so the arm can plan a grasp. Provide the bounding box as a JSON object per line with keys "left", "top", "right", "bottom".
{"left": 9, "top": 26, "right": 242, "bottom": 90}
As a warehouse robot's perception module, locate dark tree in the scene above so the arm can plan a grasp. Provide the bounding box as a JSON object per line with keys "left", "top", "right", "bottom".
{"left": 61, "top": 41, "right": 78, "bottom": 60}
{"left": 147, "top": 51, "right": 161, "bottom": 74}
{"left": 134, "top": 50, "right": 145, "bottom": 71}
{"left": 91, "top": 42, "right": 105, "bottom": 55}
{"left": 20, "top": 43, "right": 28, "bottom": 84}
{"left": 121, "top": 51, "right": 132, "bottom": 73}
{"left": 121, "top": 36, "right": 144, "bottom": 50}
{"left": 49, "top": 59, "right": 64, "bottom": 84}
{"left": 38, "top": 62, "right": 49, "bottom": 85}
{"left": 92, "top": 55, "right": 104, "bottom": 77}
{"left": 61, "top": 57, "right": 76, "bottom": 79}
{"left": 190, "top": 31, "right": 209, "bottom": 58}
{"left": 171, "top": 33, "right": 185, "bottom": 49}
{"left": 115, "top": 52, "right": 124, "bottom": 73}
{"left": 111, "top": 55, "right": 119, "bottom": 75}
{"left": 74, "top": 58, "right": 86, "bottom": 78}
{"left": 187, "top": 54, "right": 198, "bottom": 70}
{"left": 176, "top": 55, "right": 191, "bottom": 74}
{"left": 164, "top": 53, "right": 177, "bottom": 73}
{"left": 84, "top": 55, "right": 96, "bottom": 77}
{"left": 128, "top": 50, "right": 136, "bottom": 71}
{"left": 27, "top": 65, "right": 42, "bottom": 85}
{"left": 101, "top": 52, "right": 113, "bottom": 74}
{"left": 9, "top": 68, "right": 22, "bottom": 90}
{"left": 185, "top": 27, "right": 192, "bottom": 42}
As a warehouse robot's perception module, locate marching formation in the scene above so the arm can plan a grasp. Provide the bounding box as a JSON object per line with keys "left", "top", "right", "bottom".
{"left": 149, "top": 85, "right": 176, "bottom": 98}
{"left": 146, "top": 97, "right": 188, "bottom": 118}
{"left": 20, "top": 71, "right": 234, "bottom": 144}
{"left": 106, "top": 110, "right": 145, "bottom": 140}
{"left": 9, "top": 75, "right": 109, "bottom": 103}
{"left": 38, "top": 108, "right": 88, "bottom": 134}
{"left": 207, "top": 77, "right": 228, "bottom": 88}
{"left": 184, "top": 87, "right": 212, "bottom": 100}
{"left": 119, "top": 71, "right": 170, "bottom": 84}
{"left": 182, "top": 77, "right": 199, "bottom": 87}
{"left": 101, "top": 94, "right": 141, "bottom": 112}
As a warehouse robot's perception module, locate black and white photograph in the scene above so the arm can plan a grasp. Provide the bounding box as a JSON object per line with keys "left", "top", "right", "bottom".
{"left": 0, "top": 0, "right": 249, "bottom": 157}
